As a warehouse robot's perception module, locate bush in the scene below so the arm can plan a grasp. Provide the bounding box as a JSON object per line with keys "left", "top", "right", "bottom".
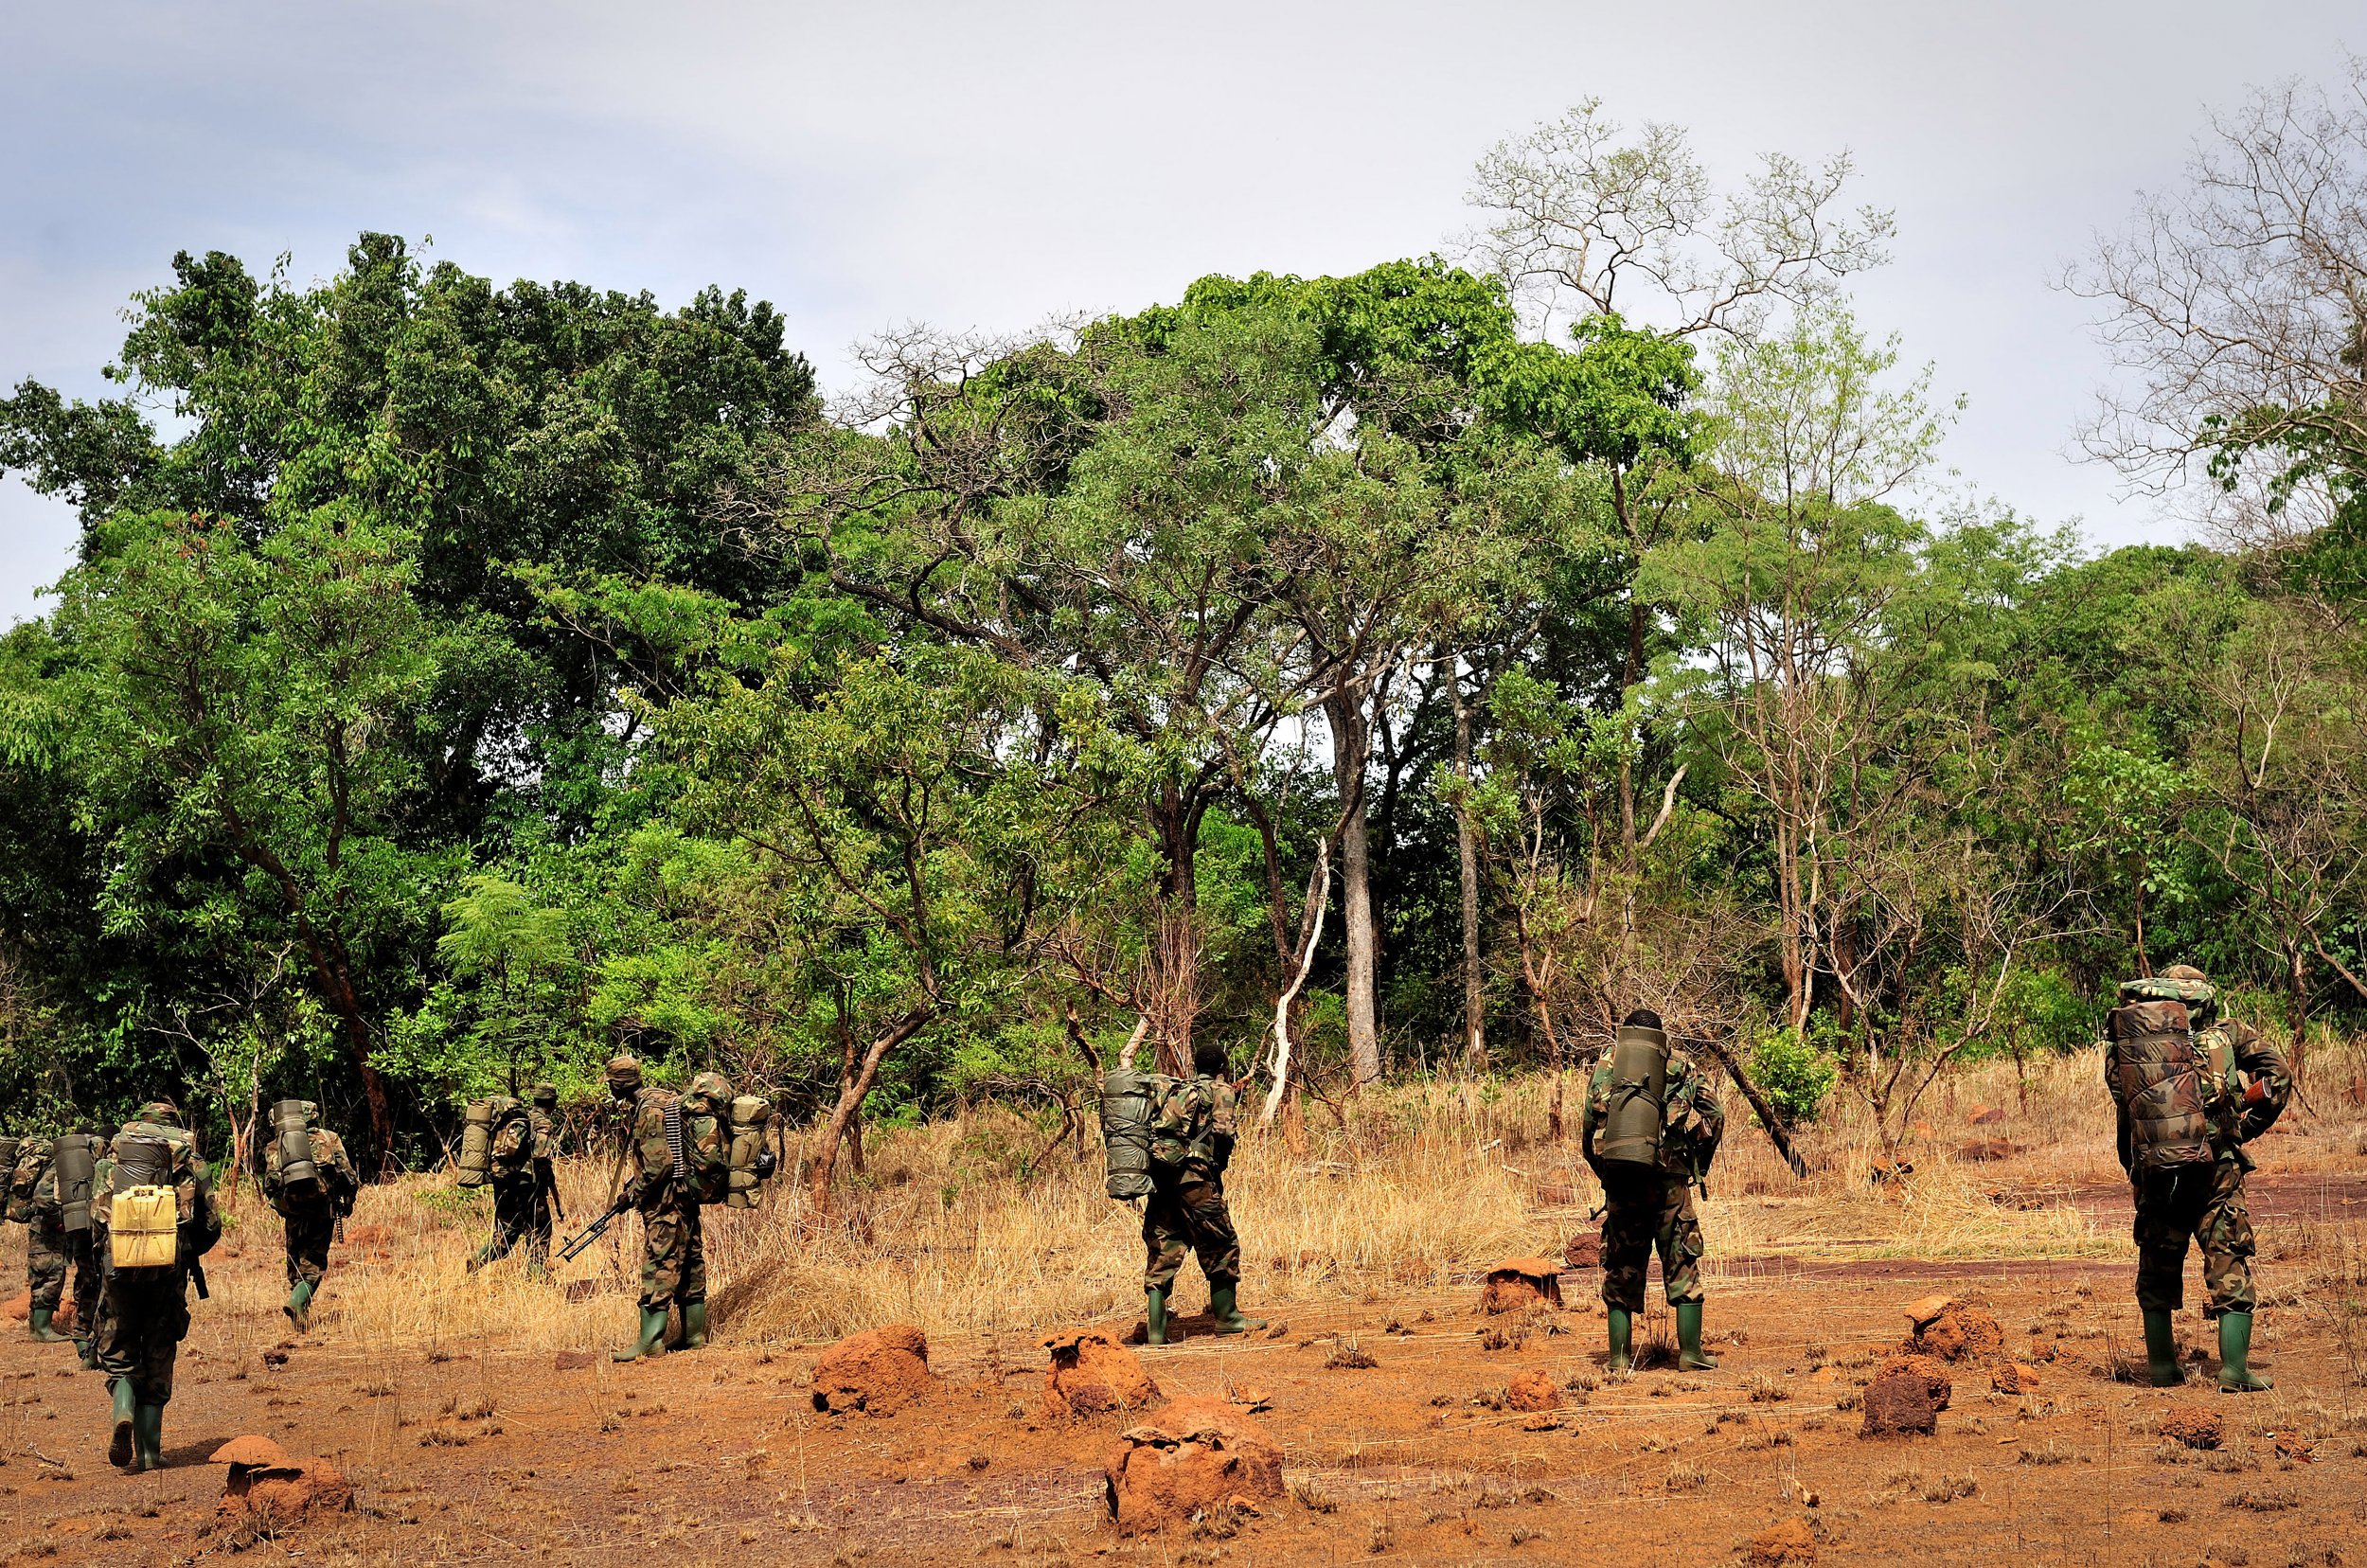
{"left": 1747, "top": 1027, "right": 1840, "bottom": 1123}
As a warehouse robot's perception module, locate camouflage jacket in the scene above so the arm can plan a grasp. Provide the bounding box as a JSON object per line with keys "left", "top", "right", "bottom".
{"left": 616, "top": 1088, "right": 686, "bottom": 1209}
{"left": 1149, "top": 1075, "right": 1237, "bottom": 1183}
{"left": 8, "top": 1141, "right": 50, "bottom": 1222}
{"left": 2107, "top": 1017, "right": 2290, "bottom": 1174}
{"left": 265, "top": 1127, "right": 360, "bottom": 1215}
{"left": 1581, "top": 1050, "right": 1726, "bottom": 1180}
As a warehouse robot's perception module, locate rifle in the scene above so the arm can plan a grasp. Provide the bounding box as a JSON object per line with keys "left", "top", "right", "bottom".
{"left": 558, "top": 1194, "right": 634, "bottom": 1264}
{"left": 1680, "top": 1033, "right": 1810, "bottom": 1179}
{"left": 189, "top": 1257, "right": 209, "bottom": 1301}
{"left": 540, "top": 1161, "right": 565, "bottom": 1224}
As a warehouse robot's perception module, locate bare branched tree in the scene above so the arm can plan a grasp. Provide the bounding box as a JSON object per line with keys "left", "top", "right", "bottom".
{"left": 2071, "top": 59, "right": 2367, "bottom": 519}
{"left": 1466, "top": 98, "right": 1894, "bottom": 342}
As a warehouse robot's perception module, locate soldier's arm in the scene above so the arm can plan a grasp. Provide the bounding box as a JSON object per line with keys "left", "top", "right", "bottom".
{"left": 1208, "top": 1084, "right": 1238, "bottom": 1167}
{"left": 2227, "top": 1023, "right": 2292, "bottom": 1142}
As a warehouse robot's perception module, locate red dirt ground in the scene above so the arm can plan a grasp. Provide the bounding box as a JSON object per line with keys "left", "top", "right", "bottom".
{"left": 1, "top": 1183, "right": 2361, "bottom": 1564}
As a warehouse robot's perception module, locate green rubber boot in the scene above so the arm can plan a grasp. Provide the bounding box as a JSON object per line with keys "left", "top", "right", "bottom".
{"left": 1607, "top": 1307, "right": 1634, "bottom": 1371}
{"left": 1208, "top": 1282, "right": 1265, "bottom": 1336}
{"left": 76, "top": 1337, "right": 96, "bottom": 1369}
{"left": 107, "top": 1377, "right": 135, "bottom": 1470}
{"left": 27, "top": 1309, "right": 68, "bottom": 1344}
{"left": 2142, "top": 1308, "right": 2184, "bottom": 1386}
{"left": 1676, "top": 1301, "right": 1718, "bottom": 1370}
{"left": 679, "top": 1301, "right": 709, "bottom": 1350}
{"left": 132, "top": 1403, "right": 164, "bottom": 1471}
{"left": 613, "top": 1306, "right": 667, "bottom": 1363}
{"left": 1145, "top": 1287, "right": 1179, "bottom": 1346}
{"left": 2216, "top": 1310, "right": 2271, "bottom": 1393}
{"left": 285, "top": 1279, "right": 315, "bottom": 1334}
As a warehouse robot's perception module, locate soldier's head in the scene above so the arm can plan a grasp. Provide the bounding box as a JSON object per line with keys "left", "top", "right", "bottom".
{"left": 135, "top": 1099, "right": 181, "bottom": 1128}
{"left": 604, "top": 1057, "right": 643, "bottom": 1100}
{"left": 1191, "top": 1041, "right": 1230, "bottom": 1080}
{"left": 1622, "top": 1007, "right": 1664, "bottom": 1031}
{"left": 2161, "top": 964, "right": 2209, "bottom": 987}
{"left": 531, "top": 1082, "right": 560, "bottom": 1111}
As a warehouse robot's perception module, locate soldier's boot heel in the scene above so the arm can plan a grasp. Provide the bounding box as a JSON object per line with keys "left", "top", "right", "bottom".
{"left": 285, "top": 1280, "right": 315, "bottom": 1334}
{"left": 1207, "top": 1282, "right": 1264, "bottom": 1335}
{"left": 614, "top": 1306, "right": 667, "bottom": 1363}
{"left": 1676, "top": 1301, "right": 1718, "bottom": 1370}
{"left": 1145, "top": 1288, "right": 1179, "bottom": 1346}
{"left": 680, "top": 1302, "right": 709, "bottom": 1350}
{"left": 107, "top": 1378, "right": 136, "bottom": 1470}
{"left": 27, "top": 1309, "right": 67, "bottom": 1344}
{"left": 132, "top": 1404, "right": 164, "bottom": 1471}
{"left": 1606, "top": 1307, "right": 1634, "bottom": 1372}
{"left": 2216, "top": 1310, "right": 2272, "bottom": 1393}
{"left": 2142, "top": 1308, "right": 2185, "bottom": 1386}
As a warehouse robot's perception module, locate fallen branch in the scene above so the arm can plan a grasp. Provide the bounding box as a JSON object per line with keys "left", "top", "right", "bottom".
{"left": 1681, "top": 1033, "right": 1810, "bottom": 1179}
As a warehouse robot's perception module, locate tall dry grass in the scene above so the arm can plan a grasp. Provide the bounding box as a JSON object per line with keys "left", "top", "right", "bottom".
{"left": 81, "top": 1038, "right": 2367, "bottom": 1360}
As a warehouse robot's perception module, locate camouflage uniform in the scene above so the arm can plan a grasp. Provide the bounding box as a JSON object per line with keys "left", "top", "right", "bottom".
{"left": 2109, "top": 1015, "right": 2291, "bottom": 1318}
{"left": 1141, "top": 1075, "right": 1243, "bottom": 1293}
{"left": 1582, "top": 1049, "right": 1725, "bottom": 1313}
{"left": 481, "top": 1096, "right": 556, "bottom": 1271}
{"left": 94, "top": 1106, "right": 222, "bottom": 1407}
{"left": 266, "top": 1125, "right": 359, "bottom": 1291}
{"left": 618, "top": 1086, "right": 703, "bottom": 1314}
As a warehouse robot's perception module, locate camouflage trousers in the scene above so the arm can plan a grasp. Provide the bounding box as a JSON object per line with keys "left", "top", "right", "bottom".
{"left": 94, "top": 1270, "right": 192, "bottom": 1406}
{"left": 479, "top": 1177, "right": 552, "bottom": 1271}
{"left": 635, "top": 1199, "right": 704, "bottom": 1312}
{"left": 282, "top": 1203, "right": 336, "bottom": 1290}
{"left": 2133, "top": 1158, "right": 2256, "bottom": 1317}
{"left": 27, "top": 1217, "right": 98, "bottom": 1323}
{"left": 1142, "top": 1178, "right": 1241, "bottom": 1292}
{"left": 1597, "top": 1170, "right": 1706, "bottom": 1313}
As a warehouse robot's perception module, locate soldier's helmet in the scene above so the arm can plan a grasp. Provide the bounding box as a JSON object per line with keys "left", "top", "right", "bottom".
{"left": 135, "top": 1099, "right": 182, "bottom": 1127}
{"left": 531, "top": 1083, "right": 560, "bottom": 1110}
{"left": 2161, "top": 963, "right": 2210, "bottom": 985}
{"left": 604, "top": 1057, "right": 643, "bottom": 1096}
{"left": 687, "top": 1071, "right": 731, "bottom": 1112}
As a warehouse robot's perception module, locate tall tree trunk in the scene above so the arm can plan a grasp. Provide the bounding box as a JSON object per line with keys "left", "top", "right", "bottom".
{"left": 1150, "top": 781, "right": 1202, "bottom": 1076}
{"left": 809, "top": 1008, "right": 931, "bottom": 1219}
{"left": 1326, "top": 692, "right": 1381, "bottom": 1087}
{"left": 1450, "top": 666, "right": 1487, "bottom": 1074}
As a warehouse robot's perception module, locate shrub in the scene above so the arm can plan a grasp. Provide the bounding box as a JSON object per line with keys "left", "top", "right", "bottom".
{"left": 1747, "top": 1027, "right": 1840, "bottom": 1123}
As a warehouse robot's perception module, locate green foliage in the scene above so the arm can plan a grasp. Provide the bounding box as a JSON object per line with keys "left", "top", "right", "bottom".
{"left": 1746, "top": 1026, "right": 1841, "bottom": 1123}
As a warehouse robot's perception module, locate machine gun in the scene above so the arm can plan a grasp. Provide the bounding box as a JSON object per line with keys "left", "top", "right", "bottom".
{"left": 1678, "top": 1033, "right": 1810, "bottom": 1179}
{"left": 557, "top": 1194, "right": 634, "bottom": 1264}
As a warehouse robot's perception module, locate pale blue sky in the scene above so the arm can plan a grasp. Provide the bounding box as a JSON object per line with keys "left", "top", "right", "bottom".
{"left": 3, "top": 1, "right": 2355, "bottom": 621}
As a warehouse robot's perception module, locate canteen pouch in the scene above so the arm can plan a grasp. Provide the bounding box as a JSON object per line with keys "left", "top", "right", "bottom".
{"left": 1100, "top": 1069, "right": 1160, "bottom": 1201}
{"left": 1596, "top": 1025, "right": 1671, "bottom": 1171}
{"left": 52, "top": 1133, "right": 98, "bottom": 1234}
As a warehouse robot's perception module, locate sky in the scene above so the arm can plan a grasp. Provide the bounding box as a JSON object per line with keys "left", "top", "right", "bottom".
{"left": 1, "top": 0, "right": 2355, "bottom": 623}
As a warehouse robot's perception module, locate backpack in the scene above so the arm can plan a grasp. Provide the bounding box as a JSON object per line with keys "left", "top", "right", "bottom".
{"left": 723, "top": 1095, "right": 776, "bottom": 1209}
{"left": 4, "top": 1141, "right": 44, "bottom": 1223}
{"left": 262, "top": 1100, "right": 325, "bottom": 1209}
{"left": 1595, "top": 1025, "right": 1671, "bottom": 1172}
{"left": 2106, "top": 993, "right": 2214, "bottom": 1171}
{"left": 679, "top": 1074, "right": 733, "bottom": 1205}
{"left": 1099, "top": 1069, "right": 1165, "bottom": 1200}
{"left": 457, "top": 1097, "right": 526, "bottom": 1187}
{"left": 106, "top": 1132, "right": 196, "bottom": 1274}
{"left": 51, "top": 1134, "right": 98, "bottom": 1235}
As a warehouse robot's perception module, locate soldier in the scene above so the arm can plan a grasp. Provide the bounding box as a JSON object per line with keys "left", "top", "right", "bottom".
{"left": 604, "top": 1057, "right": 707, "bottom": 1362}
{"left": 1582, "top": 1009, "right": 1725, "bottom": 1372}
{"left": 2105, "top": 964, "right": 2290, "bottom": 1392}
{"left": 1141, "top": 1040, "right": 1263, "bottom": 1345}
{"left": 93, "top": 1098, "right": 222, "bottom": 1470}
{"left": 471, "top": 1083, "right": 560, "bottom": 1276}
{"left": 261, "top": 1102, "right": 359, "bottom": 1332}
{"left": 9, "top": 1131, "right": 99, "bottom": 1353}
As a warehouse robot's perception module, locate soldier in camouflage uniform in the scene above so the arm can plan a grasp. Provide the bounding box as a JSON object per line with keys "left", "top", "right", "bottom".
{"left": 1582, "top": 1010, "right": 1726, "bottom": 1372}
{"left": 2107, "top": 964, "right": 2290, "bottom": 1392}
{"left": 1141, "top": 1040, "right": 1263, "bottom": 1345}
{"left": 93, "top": 1099, "right": 222, "bottom": 1470}
{"left": 9, "top": 1134, "right": 97, "bottom": 1347}
{"left": 605, "top": 1057, "right": 706, "bottom": 1362}
{"left": 262, "top": 1108, "right": 359, "bottom": 1332}
{"left": 472, "top": 1083, "right": 561, "bottom": 1276}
